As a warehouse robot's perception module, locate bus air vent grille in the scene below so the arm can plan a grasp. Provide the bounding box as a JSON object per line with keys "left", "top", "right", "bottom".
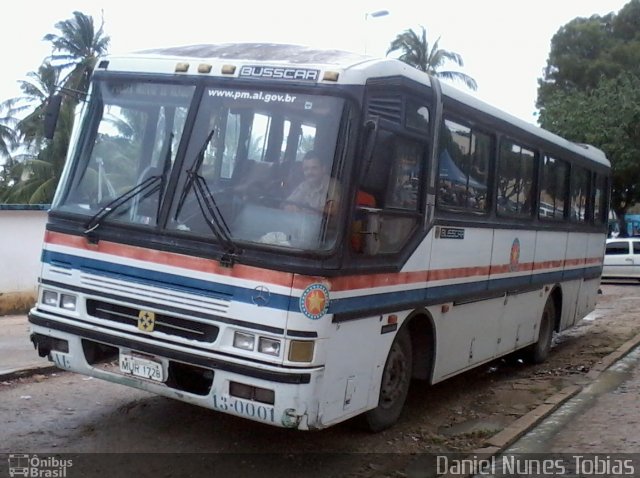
{"left": 367, "top": 95, "right": 403, "bottom": 124}
{"left": 80, "top": 272, "right": 231, "bottom": 315}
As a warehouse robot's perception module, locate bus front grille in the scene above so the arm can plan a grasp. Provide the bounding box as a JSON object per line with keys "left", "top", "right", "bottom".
{"left": 86, "top": 299, "right": 219, "bottom": 343}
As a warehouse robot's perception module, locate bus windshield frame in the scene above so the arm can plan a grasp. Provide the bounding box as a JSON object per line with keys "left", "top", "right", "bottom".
{"left": 53, "top": 75, "right": 352, "bottom": 255}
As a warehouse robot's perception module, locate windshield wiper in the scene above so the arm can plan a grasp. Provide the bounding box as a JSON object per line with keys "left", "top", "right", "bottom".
{"left": 189, "top": 170, "right": 240, "bottom": 266}
{"left": 83, "top": 174, "right": 162, "bottom": 242}
{"left": 172, "top": 128, "right": 239, "bottom": 266}
{"left": 84, "top": 131, "right": 175, "bottom": 242}
{"left": 174, "top": 128, "right": 216, "bottom": 220}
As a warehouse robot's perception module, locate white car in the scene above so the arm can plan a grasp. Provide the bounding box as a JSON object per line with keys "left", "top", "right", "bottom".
{"left": 602, "top": 238, "right": 640, "bottom": 280}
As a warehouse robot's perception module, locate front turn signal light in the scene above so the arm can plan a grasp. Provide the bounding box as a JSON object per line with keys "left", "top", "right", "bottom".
{"left": 288, "top": 340, "right": 314, "bottom": 363}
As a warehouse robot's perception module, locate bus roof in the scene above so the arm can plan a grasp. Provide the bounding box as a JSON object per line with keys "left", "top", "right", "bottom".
{"left": 103, "top": 43, "right": 609, "bottom": 168}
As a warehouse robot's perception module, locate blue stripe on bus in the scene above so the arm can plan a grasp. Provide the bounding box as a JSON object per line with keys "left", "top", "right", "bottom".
{"left": 43, "top": 251, "right": 602, "bottom": 318}
{"left": 330, "top": 267, "right": 602, "bottom": 317}
{"left": 42, "top": 250, "right": 296, "bottom": 312}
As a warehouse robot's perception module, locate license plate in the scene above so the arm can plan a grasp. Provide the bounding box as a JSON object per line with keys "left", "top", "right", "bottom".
{"left": 119, "top": 352, "right": 164, "bottom": 382}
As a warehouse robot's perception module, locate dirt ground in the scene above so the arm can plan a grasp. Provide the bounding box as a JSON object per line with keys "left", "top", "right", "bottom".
{"left": 2, "top": 283, "right": 640, "bottom": 477}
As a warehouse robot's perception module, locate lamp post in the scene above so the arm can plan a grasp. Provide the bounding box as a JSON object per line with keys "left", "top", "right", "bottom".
{"left": 364, "top": 9, "right": 389, "bottom": 55}
{"left": 365, "top": 9, "right": 389, "bottom": 20}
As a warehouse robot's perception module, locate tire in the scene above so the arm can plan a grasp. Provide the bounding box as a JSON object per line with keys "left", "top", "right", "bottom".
{"left": 361, "top": 326, "right": 413, "bottom": 432}
{"left": 526, "top": 297, "right": 556, "bottom": 364}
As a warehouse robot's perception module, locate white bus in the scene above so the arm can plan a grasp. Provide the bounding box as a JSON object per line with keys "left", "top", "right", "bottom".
{"left": 30, "top": 43, "right": 610, "bottom": 431}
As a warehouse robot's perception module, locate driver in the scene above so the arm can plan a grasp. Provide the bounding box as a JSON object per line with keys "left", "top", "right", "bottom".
{"left": 285, "top": 151, "right": 340, "bottom": 215}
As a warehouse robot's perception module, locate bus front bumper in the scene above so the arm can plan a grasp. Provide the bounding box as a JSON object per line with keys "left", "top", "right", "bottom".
{"left": 28, "top": 309, "right": 325, "bottom": 430}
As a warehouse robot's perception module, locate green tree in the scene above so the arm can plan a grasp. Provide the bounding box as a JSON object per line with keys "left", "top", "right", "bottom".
{"left": 538, "top": 74, "right": 640, "bottom": 230}
{"left": 537, "top": 14, "right": 618, "bottom": 108}
{"left": 537, "top": 0, "right": 640, "bottom": 229}
{"left": 43, "top": 10, "right": 110, "bottom": 95}
{"left": 387, "top": 25, "right": 477, "bottom": 91}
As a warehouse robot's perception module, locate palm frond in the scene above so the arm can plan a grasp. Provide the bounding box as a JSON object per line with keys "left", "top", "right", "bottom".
{"left": 387, "top": 25, "right": 477, "bottom": 91}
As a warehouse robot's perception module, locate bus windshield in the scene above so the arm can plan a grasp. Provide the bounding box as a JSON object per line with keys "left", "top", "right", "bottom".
{"left": 167, "top": 86, "right": 346, "bottom": 251}
{"left": 55, "top": 79, "right": 347, "bottom": 252}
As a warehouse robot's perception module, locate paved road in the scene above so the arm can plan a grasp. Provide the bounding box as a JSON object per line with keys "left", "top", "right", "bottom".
{"left": 545, "top": 347, "right": 640, "bottom": 453}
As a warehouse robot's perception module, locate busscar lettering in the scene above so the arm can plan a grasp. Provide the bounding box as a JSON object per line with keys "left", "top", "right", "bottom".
{"left": 439, "top": 227, "right": 465, "bottom": 239}
{"left": 239, "top": 65, "right": 319, "bottom": 81}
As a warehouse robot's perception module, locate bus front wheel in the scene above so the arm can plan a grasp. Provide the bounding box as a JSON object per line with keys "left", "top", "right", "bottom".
{"left": 361, "top": 326, "right": 413, "bottom": 432}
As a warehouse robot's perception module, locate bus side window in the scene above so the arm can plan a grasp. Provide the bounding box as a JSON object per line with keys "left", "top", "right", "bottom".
{"left": 355, "top": 132, "right": 425, "bottom": 255}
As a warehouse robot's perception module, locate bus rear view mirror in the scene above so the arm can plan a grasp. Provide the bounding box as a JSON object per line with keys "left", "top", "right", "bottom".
{"left": 360, "top": 117, "right": 379, "bottom": 181}
{"left": 44, "top": 94, "right": 63, "bottom": 140}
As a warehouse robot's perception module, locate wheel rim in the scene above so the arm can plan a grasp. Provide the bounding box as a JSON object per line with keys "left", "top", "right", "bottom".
{"left": 379, "top": 341, "right": 409, "bottom": 409}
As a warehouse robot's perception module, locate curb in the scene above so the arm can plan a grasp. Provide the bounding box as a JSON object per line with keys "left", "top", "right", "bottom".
{"left": 437, "top": 330, "right": 640, "bottom": 478}
{"left": 478, "top": 330, "right": 640, "bottom": 452}
{"left": 0, "top": 363, "right": 58, "bottom": 382}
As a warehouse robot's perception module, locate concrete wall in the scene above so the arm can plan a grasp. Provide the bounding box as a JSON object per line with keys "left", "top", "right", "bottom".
{"left": 0, "top": 205, "right": 48, "bottom": 315}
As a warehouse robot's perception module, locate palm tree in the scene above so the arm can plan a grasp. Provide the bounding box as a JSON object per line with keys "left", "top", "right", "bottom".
{"left": 387, "top": 26, "right": 478, "bottom": 91}
{"left": 0, "top": 63, "right": 65, "bottom": 203}
{"left": 0, "top": 115, "right": 16, "bottom": 159}
{"left": 43, "top": 10, "right": 110, "bottom": 96}
{"left": 2, "top": 63, "right": 61, "bottom": 149}
{"left": 0, "top": 116, "right": 17, "bottom": 199}
{"left": 1, "top": 101, "right": 74, "bottom": 204}
{"left": 1, "top": 11, "right": 111, "bottom": 204}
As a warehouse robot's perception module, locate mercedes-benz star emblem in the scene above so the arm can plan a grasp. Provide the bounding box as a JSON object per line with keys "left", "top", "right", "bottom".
{"left": 252, "top": 285, "right": 271, "bottom": 307}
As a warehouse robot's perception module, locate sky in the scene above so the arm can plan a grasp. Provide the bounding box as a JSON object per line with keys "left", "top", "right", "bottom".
{"left": 0, "top": 0, "right": 632, "bottom": 126}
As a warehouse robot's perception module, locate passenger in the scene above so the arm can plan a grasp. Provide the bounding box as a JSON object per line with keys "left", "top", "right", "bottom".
{"left": 285, "top": 151, "right": 340, "bottom": 215}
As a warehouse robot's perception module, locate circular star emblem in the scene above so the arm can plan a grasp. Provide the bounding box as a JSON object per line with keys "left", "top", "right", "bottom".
{"left": 300, "top": 284, "right": 329, "bottom": 320}
{"left": 510, "top": 238, "right": 520, "bottom": 272}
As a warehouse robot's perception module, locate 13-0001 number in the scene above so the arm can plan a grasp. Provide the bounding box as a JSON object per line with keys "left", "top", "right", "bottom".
{"left": 213, "top": 394, "right": 275, "bottom": 422}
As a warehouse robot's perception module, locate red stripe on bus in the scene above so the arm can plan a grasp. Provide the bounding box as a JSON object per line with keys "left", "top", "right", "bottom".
{"left": 533, "top": 260, "right": 565, "bottom": 270}
{"left": 44, "top": 231, "right": 295, "bottom": 287}
{"left": 44, "top": 231, "right": 604, "bottom": 293}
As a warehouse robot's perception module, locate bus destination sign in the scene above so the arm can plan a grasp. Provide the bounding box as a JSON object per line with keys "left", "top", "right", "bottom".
{"left": 239, "top": 65, "right": 320, "bottom": 82}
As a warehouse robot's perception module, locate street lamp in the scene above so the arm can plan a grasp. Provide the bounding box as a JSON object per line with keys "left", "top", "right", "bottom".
{"left": 363, "top": 9, "right": 390, "bottom": 54}
{"left": 365, "top": 9, "right": 389, "bottom": 20}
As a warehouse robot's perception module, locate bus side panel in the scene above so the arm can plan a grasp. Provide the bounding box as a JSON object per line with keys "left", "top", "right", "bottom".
{"left": 533, "top": 229, "right": 569, "bottom": 284}
{"left": 316, "top": 314, "right": 397, "bottom": 427}
{"left": 491, "top": 230, "right": 537, "bottom": 356}
{"left": 426, "top": 226, "right": 492, "bottom": 300}
{"left": 573, "top": 233, "right": 606, "bottom": 324}
{"left": 428, "top": 227, "right": 497, "bottom": 379}
{"left": 530, "top": 228, "right": 569, "bottom": 335}
{"left": 497, "top": 291, "right": 542, "bottom": 355}
{"left": 431, "top": 298, "right": 502, "bottom": 381}
{"left": 563, "top": 232, "right": 590, "bottom": 327}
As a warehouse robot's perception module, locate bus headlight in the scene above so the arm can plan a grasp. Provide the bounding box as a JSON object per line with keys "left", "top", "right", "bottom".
{"left": 233, "top": 331, "right": 255, "bottom": 351}
{"left": 258, "top": 337, "right": 281, "bottom": 356}
{"left": 288, "top": 340, "right": 315, "bottom": 362}
{"left": 42, "top": 290, "right": 59, "bottom": 307}
{"left": 60, "top": 294, "right": 77, "bottom": 311}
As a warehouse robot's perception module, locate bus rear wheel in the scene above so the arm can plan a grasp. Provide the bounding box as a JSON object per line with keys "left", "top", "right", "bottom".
{"left": 361, "top": 326, "right": 413, "bottom": 432}
{"left": 526, "top": 297, "right": 556, "bottom": 364}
